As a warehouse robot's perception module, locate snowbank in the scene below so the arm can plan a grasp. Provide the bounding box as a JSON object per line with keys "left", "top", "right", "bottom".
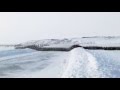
{"left": 62, "top": 47, "right": 104, "bottom": 78}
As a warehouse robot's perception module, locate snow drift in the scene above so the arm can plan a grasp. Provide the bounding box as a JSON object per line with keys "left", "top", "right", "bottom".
{"left": 1, "top": 36, "right": 120, "bottom": 78}
{"left": 1, "top": 45, "right": 120, "bottom": 78}
{"left": 62, "top": 47, "right": 104, "bottom": 78}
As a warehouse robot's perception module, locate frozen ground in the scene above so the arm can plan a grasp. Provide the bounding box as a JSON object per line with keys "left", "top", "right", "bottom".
{"left": 1, "top": 37, "right": 120, "bottom": 78}
{"left": 87, "top": 50, "right": 120, "bottom": 78}
{"left": 0, "top": 47, "right": 120, "bottom": 78}
{"left": 17, "top": 37, "right": 120, "bottom": 49}
{"left": 0, "top": 47, "right": 14, "bottom": 51}
{"left": 62, "top": 48, "right": 120, "bottom": 78}
{"left": 0, "top": 48, "right": 69, "bottom": 78}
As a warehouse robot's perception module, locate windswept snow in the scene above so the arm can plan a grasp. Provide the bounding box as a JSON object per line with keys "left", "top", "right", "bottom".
{"left": 62, "top": 48, "right": 120, "bottom": 78}
{"left": 16, "top": 37, "right": 120, "bottom": 49}
{"left": 0, "top": 48, "right": 69, "bottom": 78}
{"left": 0, "top": 47, "right": 14, "bottom": 51}
{"left": 1, "top": 37, "right": 120, "bottom": 78}
{"left": 87, "top": 50, "right": 120, "bottom": 78}
{"left": 62, "top": 47, "right": 104, "bottom": 78}
{"left": 72, "top": 37, "right": 120, "bottom": 47}
{"left": 1, "top": 46, "right": 120, "bottom": 78}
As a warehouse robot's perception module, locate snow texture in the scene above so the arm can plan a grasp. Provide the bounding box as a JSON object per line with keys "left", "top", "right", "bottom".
{"left": 1, "top": 37, "right": 120, "bottom": 78}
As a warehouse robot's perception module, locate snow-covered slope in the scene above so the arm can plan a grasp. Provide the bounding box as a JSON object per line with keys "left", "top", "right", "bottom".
{"left": 1, "top": 46, "right": 120, "bottom": 78}
{"left": 1, "top": 36, "right": 120, "bottom": 78}
{"left": 0, "top": 48, "right": 69, "bottom": 78}
{"left": 72, "top": 36, "right": 120, "bottom": 47}
{"left": 62, "top": 47, "right": 104, "bottom": 78}
{"left": 62, "top": 48, "right": 120, "bottom": 78}
{"left": 87, "top": 50, "right": 120, "bottom": 78}
{"left": 17, "top": 39, "right": 73, "bottom": 48}
{"left": 15, "top": 36, "right": 120, "bottom": 50}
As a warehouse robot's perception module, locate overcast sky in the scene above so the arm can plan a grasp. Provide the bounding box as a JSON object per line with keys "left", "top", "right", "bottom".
{"left": 0, "top": 12, "right": 120, "bottom": 44}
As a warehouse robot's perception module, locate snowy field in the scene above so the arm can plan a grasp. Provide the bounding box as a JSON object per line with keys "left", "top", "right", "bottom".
{"left": 87, "top": 50, "right": 120, "bottom": 78}
{"left": 62, "top": 48, "right": 120, "bottom": 78}
{"left": 0, "top": 47, "right": 120, "bottom": 78}
{"left": 0, "top": 47, "right": 14, "bottom": 51}
{"left": 17, "top": 37, "right": 120, "bottom": 48}
{"left": 1, "top": 37, "right": 120, "bottom": 78}
{"left": 0, "top": 47, "right": 69, "bottom": 78}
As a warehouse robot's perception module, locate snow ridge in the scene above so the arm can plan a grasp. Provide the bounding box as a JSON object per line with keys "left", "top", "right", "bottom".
{"left": 62, "top": 47, "right": 105, "bottom": 78}
{"left": 15, "top": 37, "right": 120, "bottom": 50}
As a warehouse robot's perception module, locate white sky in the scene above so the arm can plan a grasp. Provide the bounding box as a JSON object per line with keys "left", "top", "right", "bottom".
{"left": 0, "top": 12, "right": 120, "bottom": 44}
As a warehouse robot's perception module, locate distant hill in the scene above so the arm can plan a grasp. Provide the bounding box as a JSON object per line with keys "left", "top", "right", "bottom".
{"left": 14, "top": 36, "right": 120, "bottom": 51}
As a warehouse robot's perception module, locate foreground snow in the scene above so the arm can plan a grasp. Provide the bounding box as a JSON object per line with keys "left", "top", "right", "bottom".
{"left": 88, "top": 50, "right": 120, "bottom": 78}
{"left": 62, "top": 48, "right": 105, "bottom": 78}
{"left": 2, "top": 37, "right": 120, "bottom": 78}
{"left": 1, "top": 46, "right": 120, "bottom": 78}
{"left": 0, "top": 48, "right": 69, "bottom": 78}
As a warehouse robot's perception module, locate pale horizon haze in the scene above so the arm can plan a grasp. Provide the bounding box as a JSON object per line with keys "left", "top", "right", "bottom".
{"left": 0, "top": 12, "right": 120, "bottom": 44}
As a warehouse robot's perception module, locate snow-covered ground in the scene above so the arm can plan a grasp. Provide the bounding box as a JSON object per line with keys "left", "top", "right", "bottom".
{"left": 1, "top": 47, "right": 120, "bottom": 78}
{"left": 72, "top": 36, "right": 120, "bottom": 47}
{"left": 0, "top": 47, "right": 14, "bottom": 51}
{"left": 62, "top": 47, "right": 105, "bottom": 78}
{"left": 62, "top": 48, "right": 120, "bottom": 78}
{"left": 87, "top": 50, "right": 120, "bottom": 78}
{"left": 0, "top": 47, "right": 69, "bottom": 78}
{"left": 1, "top": 37, "right": 120, "bottom": 78}
{"left": 16, "top": 37, "right": 120, "bottom": 49}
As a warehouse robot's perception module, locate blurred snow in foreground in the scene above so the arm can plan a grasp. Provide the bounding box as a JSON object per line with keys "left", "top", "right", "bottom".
{"left": 62, "top": 47, "right": 104, "bottom": 78}
{"left": 0, "top": 47, "right": 14, "bottom": 51}
{"left": 0, "top": 47, "right": 120, "bottom": 78}
{"left": 1, "top": 36, "right": 120, "bottom": 78}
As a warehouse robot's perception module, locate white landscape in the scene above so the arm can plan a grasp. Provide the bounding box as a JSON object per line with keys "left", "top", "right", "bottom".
{"left": 0, "top": 12, "right": 120, "bottom": 78}
{"left": 1, "top": 37, "right": 120, "bottom": 78}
